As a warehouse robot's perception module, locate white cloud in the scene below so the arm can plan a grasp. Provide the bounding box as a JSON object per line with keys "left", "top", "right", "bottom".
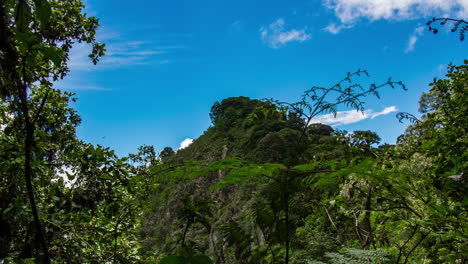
{"left": 67, "top": 41, "right": 174, "bottom": 71}
{"left": 55, "top": 83, "right": 112, "bottom": 91}
{"left": 323, "top": 0, "right": 468, "bottom": 24}
{"left": 260, "top": 18, "right": 311, "bottom": 49}
{"left": 405, "top": 26, "right": 425, "bottom": 53}
{"left": 435, "top": 63, "right": 448, "bottom": 76}
{"left": 179, "top": 138, "right": 194, "bottom": 150}
{"left": 405, "top": 35, "right": 418, "bottom": 52}
{"left": 323, "top": 23, "right": 353, "bottom": 34}
{"left": 106, "top": 50, "right": 165, "bottom": 56}
{"left": 230, "top": 20, "right": 244, "bottom": 32}
{"left": 311, "top": 106, "right": 398, "bottom": 126}
{"left": 95, "top": 26, "right": 121, "bottom": 41}
{"left": 57, "top": 31, "right": 177, "bottom": 91}
{"left": 371, "top": 106, "right": 398, "bottom": 118}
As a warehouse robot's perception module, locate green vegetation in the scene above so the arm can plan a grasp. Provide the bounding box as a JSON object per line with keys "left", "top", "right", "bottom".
{"left": 427, "top": 18, "right": 468, "bottom": 41}
{"left": 0, "top": 1, "right": 466, "bottom": 263}
{"left": 137, "top": 63, "right": 466, "bottom": 264}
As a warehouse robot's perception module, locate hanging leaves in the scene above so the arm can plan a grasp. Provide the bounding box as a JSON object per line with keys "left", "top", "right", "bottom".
{"left": 32, "top": 0, "right": 52, "bottom": 27}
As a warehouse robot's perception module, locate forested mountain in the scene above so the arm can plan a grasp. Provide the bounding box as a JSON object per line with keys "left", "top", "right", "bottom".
{"left": 0, "top": 0, "right": 466, "bottom": 263}
{"left": 139, "top": 96, "right": 382, "bottom": 263}
{"left": 136, "top": 64, "right": 467, "bottom": 263}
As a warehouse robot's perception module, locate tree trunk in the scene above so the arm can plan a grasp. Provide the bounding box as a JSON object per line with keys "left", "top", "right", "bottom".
{"left": 19, "top": 84, "right": 51, "bottom": 263}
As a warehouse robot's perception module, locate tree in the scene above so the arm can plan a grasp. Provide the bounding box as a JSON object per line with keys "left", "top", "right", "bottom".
{"left": 160, "top": 146, "right": 176, "bottom": 163}
{"left": 268, "top": 71, "right": 404, "bottom": 263}
{"left": 400, "top": 62, "right": 467, "bottom": 187}
{"left": 334, "top": 62, "right": 467, "bottom": 263}
{"left": 0, "top": 86, "right": 146, "bottom": 263}
{"left": 348, "top": 130, "right": 381, "bottom": 156}
{"left": 213, "top": 70, "right": 405, "bottom": 263}
{"left": 0, "top": 0, "right": 104, "bottom": 262}
{"left": 0, "top": 86, "right": 82, "bottom": 260}
{"left": 209, "top": 97, "right": 261, "bottom": 128}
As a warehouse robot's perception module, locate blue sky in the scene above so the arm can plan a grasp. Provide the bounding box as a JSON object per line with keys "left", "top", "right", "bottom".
{"left": 56, "top": 0, "right": 467, "bottom": 157}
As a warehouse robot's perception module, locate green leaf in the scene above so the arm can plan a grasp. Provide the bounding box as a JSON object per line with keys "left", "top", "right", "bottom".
{"left": 210, "top": 163, "right": 284, "bottom": 190}
{"left": 32, "top": 0, "right": 52, "bottom": 26}
{"left": 15, "top": 0, "right": 32, "bottom": 32}
{"left": 159, "top": 256, "right": 187, "bottom": 264}
{"left": 67, "top": 174, "right": 75, "bottom": 181}
{"left": 291, "top": 162, "right": 320, "bottom": 173}
{"left": 40, "top": 46, "right": 62, "bottom": 66}
{"left": 14, "top": 30, "right": 39, "bottom": 47}
{"left": 2, "top": 206, "right": 13, "bottom": 217}
{"left": 192, "top": 255, "right": 213, "bottom": 264}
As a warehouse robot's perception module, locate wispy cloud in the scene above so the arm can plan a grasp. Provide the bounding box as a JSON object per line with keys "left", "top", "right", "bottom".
{"left": 67, "top": 26, "right": 185, "bottom": 72}
{"left": 371, "top": 106, "right": 398, "bottom": 118}
{"left": 179, "top": 138, "right": 194, "bottom": 150}
{"left": 56, "top": 27, "right": 185, "bottom": 92}
{"left": 230, "top": 20, "right": 245, "bottom": 32}
{"left": 55, "top": 83, "right": 112, "bottom": 91}
{"left": 322, "top": 0, "right": 468, "bottom": 33}
{"left": 323, "top": 23, "right": 352, "bottom": 34}
{"left": 405, "top": 26, "right": 425, "bottom": 53}
{"left": 311, "top": 106, "right": 398, "bottom": 126}
{"left": 435, "top": 63, "right": 448, "bottom": 75}
{"left": 260, "top": 18, "right": 311, "bottom": 49}
{"left": 67, "top": 40, "right": 177, "bottom": 71}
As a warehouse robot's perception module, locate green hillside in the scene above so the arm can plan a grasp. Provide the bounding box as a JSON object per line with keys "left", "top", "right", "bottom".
{"left": 136, "top": 65, "right": 467, "bottom": 263}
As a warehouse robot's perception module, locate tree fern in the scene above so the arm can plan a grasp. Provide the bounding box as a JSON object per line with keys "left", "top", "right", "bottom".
{"left": 308, "top": 248, "right": 391, "bottom": 264}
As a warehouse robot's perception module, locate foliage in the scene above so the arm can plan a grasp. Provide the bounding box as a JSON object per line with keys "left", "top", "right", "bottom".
{"left": 0, "top": 87, "right": 146, "bottom": 262}
{"left": 427, "top": 18, "right": 468, "bottom": 41}
{"left": 140, "top": 69, "right": 406, "bottom": 264}
{"left": 2, "top": 2, "right": 466, "bottom": 262}
{"left": 308, "top": 248, "right": 391, "bottom": 264}
{"left": 0, "top": 0, "right": 150, "bottom": 263}
{"left": 140, "top": 62, "right": 467, "bottom": 264}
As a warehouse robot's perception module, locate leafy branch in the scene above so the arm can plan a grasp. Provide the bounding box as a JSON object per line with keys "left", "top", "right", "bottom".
{"left": 272, "top": 70, "right": 405, "bottom": 144}
{"left": 396, "top": 112, "right": 419, "bottom": 124}
{"left": 427, "top": 18, "right": 468, "bottom": 41}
